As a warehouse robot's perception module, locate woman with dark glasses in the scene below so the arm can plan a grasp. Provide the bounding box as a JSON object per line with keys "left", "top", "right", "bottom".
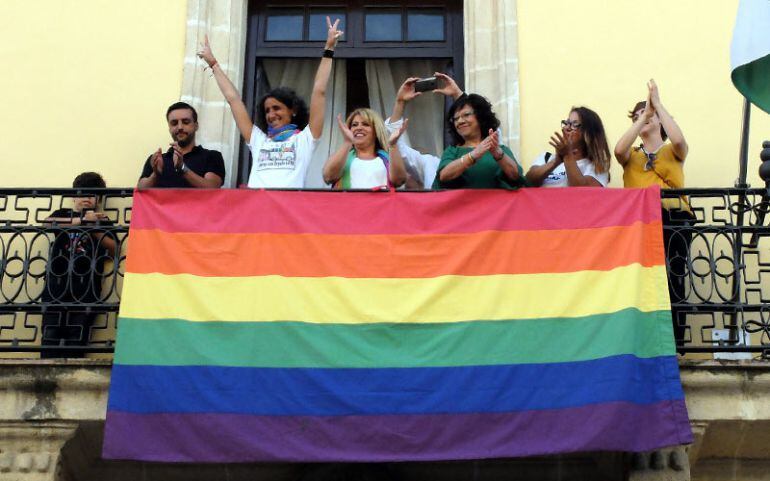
{"left": 432, "top": 94, "right": 525, "bottom": 189}
{"left": 525, "top": 106, "right": 611, "bottom": 187}
{"left": 614, "top": 79, "right": 692, "bottom": 343}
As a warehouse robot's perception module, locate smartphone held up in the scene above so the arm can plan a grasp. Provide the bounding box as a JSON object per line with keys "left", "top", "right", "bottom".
{"left": 414, "top": 76, "right": 442, "bottom": 93}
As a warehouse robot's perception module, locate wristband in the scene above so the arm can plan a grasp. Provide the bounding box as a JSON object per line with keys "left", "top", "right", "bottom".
{"left": 323, "top": 49, "right": 335, "bottom": 58}
{"left": 209, "top": 60, "right": 218, "bottom": 69}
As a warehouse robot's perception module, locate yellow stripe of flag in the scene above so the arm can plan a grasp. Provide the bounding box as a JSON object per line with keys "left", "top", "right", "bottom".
{"left": 119, "top": 264, "right": 670, "bottom": 324}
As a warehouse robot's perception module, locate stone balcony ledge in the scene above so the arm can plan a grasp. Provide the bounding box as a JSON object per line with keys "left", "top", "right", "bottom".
{"left": 1, "top": 359, "right": 770, "bottom": 480}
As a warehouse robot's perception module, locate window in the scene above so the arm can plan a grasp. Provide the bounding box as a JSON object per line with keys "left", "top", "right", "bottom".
{"left": 265, "top": 10, "right": 304, "bottom": 41}
{"left": 250, "top": 0, "right": 461, "bottom": 58}
{"left": 407, "top": 9, "right": 445, "bottom": 41}
{"left": 264, "top": 7, "right": 348, "bottom": 42}
{"left": 364, "top": 9, "right": 402, "bottom": 42}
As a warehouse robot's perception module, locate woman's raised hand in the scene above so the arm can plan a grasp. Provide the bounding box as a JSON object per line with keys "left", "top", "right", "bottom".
{"left": 639, "top": 85, "right": 656, "bottom": 122}
{"left": 337, "top": 114, "right": 355, "bottom": 143}
{"left": 197, "top": 35, "right": 217, "bottom": 68}
{"left": 433, "top": 72, "right": 463, "bottom": 99}
{"left": 326, "top": 17, "right": 344, "bottom": 49}
{"left": 397, "top": 78, "right": 422, "bottom": 103}
{"left": 647, "top": 78, "right": 662, "bottom": 110}
{"left": 389, "top": 118, "right": 409, "bottom": 146}
{"left": 549, "top": 131, "right": 570, "bottom": 158}
{"left": 550, "top": 130, "right": 580, "bottom": 161}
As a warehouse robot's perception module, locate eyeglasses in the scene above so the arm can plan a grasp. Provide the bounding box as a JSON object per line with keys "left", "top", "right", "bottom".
{"left": 643, "top": 152, "right": 657, "bottom": 171}
{"left": 640, "top": 145, "right": 657, "bottom": 171}
{"left": 561, "top": 120, "right": 582, "bottom": 130}
{"left": 452, "top": 111, "right": 475, "bottom": 124}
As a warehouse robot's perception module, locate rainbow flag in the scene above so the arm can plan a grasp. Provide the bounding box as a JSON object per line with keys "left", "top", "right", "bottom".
{"left": 103, "top": 187, "right": 692, "bottom": 462}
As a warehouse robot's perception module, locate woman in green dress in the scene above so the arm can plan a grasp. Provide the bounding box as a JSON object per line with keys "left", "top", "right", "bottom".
{"left": 432, "top": 94, "right": 525, "bottom": 189}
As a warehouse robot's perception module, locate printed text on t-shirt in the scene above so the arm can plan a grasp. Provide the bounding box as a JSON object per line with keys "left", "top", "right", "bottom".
{"left": 256, "top": 141, "right": 297, "bottom": 171}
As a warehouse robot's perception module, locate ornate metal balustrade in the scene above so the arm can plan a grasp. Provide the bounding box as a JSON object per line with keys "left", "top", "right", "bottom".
{"left": 0, "top": 188, "right": 131, "bottom": 355}
{"left": 0, "top": 187, "right": 768, "bottom": 357}
{"left": 663, "top": 188, "right": 770, "bottom": 357}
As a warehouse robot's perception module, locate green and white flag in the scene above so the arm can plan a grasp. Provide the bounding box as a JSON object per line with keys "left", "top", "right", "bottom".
{"left": 731, "top": 0, "right": 770, "bottom": 113}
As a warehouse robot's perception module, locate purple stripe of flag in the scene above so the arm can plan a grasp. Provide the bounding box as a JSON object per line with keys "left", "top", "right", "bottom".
{"left": 103, "top": 400, "right": 692, "bottom": 463}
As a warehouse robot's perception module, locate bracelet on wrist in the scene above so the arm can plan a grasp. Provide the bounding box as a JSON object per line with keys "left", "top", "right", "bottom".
{"left": 323, "top": 49, "right": 335, "bottom": 58}
{"left": 209, "top": 60, "right": 218, "bottom": 69}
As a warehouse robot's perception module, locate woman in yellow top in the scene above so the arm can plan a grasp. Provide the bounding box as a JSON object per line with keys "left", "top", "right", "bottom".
{"left": 614, "top": 79, "right": 692, "bottom": 344}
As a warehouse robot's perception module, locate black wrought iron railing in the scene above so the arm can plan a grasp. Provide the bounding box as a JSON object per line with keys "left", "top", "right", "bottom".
{"left": 0, "top": 188, "right": 131, "bottom": 355}
{"left": 0, "top": 187, "right": 768, "bottom": 357}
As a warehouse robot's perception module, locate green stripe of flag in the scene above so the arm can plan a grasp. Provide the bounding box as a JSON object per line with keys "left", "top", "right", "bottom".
{"left": 115, "top": 308, "right": 674, "bottom": 368}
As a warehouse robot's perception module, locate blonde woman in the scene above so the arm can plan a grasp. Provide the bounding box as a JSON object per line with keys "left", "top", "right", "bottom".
{"left": 323, "top": 108, "right": 408, "bottom": 189}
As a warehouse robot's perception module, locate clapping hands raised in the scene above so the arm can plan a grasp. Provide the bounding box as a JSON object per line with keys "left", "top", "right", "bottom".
{"left": 549, "top": 131, "right": 580, "bottom": 162}
{"left": 471, "top": 130, "right": 503, "bottom": 161}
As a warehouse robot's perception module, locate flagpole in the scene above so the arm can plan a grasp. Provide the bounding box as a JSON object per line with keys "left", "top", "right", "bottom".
{"left": 736, "top": 97, "right": 751, "bottom": 188}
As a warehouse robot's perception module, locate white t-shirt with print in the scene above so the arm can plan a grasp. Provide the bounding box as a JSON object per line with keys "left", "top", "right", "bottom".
{"left": 247, "top": 125, "right": 319, "bottom": 188}
{"left": 530, "top": 152, "right": 609, "bottom": 187}
{"left": 348, "top": 157, "right": 389, "bottom": 189}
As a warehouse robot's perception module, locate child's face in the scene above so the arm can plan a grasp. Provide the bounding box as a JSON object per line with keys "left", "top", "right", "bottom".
{"left": 73, "top": 196, "right": 97, "bottom": 212}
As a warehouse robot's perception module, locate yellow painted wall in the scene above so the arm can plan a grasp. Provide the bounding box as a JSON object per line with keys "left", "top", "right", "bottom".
{"left": 3, "top": 1, "right": 768, "bottom": 189}
{"left": 0, "top": 0, "right": 188, "bottom": 188}
{"left": 517, "top": 0, "right": 770, "bottom": 188}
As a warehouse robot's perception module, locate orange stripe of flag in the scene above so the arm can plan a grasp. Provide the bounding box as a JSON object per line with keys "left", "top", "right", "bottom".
{"left": 126, "top": 221, "right": 663, "bottom": 278}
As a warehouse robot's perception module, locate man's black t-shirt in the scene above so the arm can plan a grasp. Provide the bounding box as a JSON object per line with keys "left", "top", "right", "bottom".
{"left": 43, "top": 208, "right": 114, "bottom": 303}
{"left": 140, "top": 145, "right": 226, "bottom": 187}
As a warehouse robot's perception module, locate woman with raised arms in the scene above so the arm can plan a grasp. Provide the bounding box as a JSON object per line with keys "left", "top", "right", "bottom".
{"left": 197, "top": 18, "right": 343, "bottom": 188}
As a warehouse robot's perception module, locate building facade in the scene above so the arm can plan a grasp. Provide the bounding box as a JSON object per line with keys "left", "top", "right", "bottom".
{"left": 1, "top": 1, "right": 770, "bottom": 480}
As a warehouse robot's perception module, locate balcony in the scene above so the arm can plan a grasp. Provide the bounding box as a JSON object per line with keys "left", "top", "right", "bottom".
{"left": 0, "top": 187, "right": 769, "bottom": 481}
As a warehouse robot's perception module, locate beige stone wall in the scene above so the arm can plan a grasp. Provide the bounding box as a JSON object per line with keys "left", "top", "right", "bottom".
{"left": 463, "top": 0, "right": 521, "bottom": 158}
{"left": 3, "top": 361, "right": 770, "bottom": 480}
{"left": 181, "top": 0, "right": 248, "bottom": 187}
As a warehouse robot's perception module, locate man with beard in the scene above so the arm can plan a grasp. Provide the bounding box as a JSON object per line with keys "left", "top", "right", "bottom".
{"left": 137, "top": 102, "right": 225, "bottom": 188}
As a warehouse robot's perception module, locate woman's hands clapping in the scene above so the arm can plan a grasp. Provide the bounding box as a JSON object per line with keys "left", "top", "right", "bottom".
{"left": 549, "top": 130, "right": 580, "bottom": 162}
{"left": 470, "top": 130, "right": 503, "bottom": 161}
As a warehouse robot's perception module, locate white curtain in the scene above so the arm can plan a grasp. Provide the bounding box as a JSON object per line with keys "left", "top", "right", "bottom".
{"left": 365, "top": 59, "right": 448, "bottom": 157}
{"left": 263, "top": 59, "right": 348, "bottom": 188}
